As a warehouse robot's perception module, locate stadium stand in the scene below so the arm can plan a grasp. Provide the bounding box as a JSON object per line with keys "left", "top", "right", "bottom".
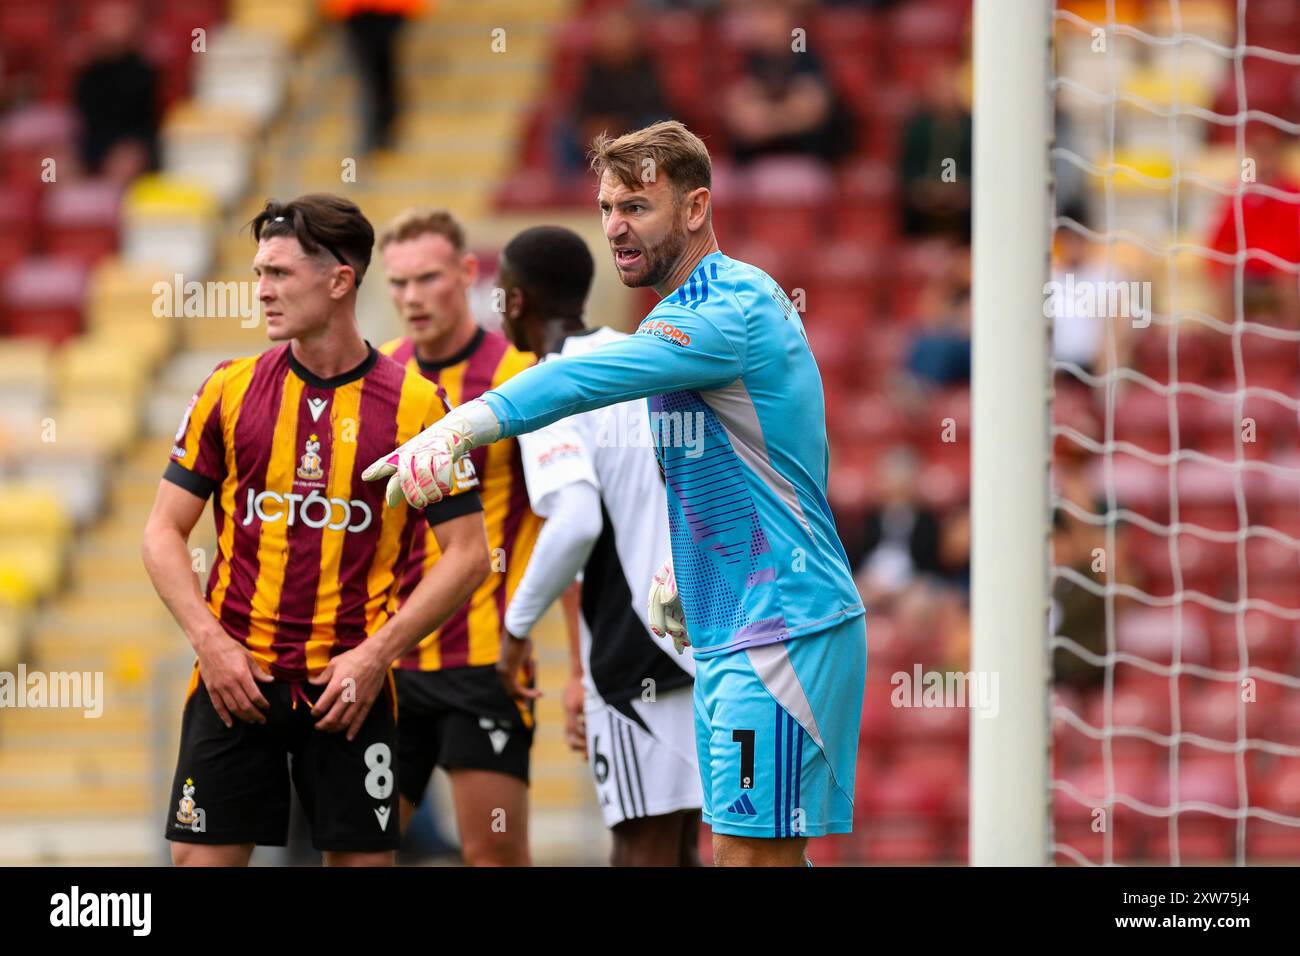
{"left": 4, "top": 0, "right": 1295, "bottom": 865}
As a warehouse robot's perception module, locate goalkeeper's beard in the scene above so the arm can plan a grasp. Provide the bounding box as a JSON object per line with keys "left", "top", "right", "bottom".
{"left": 623, "top": 226, "right": 687, "bottom": 289}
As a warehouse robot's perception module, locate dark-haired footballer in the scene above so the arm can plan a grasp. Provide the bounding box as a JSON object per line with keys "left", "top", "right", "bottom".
{"left": 494, "top": 225, "right": 703, "bottom": 867}
{"left": 142, "top": 193, "right": 490, "bottom": 867}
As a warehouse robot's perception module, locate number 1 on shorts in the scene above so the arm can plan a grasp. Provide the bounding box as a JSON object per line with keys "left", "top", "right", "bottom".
{"left": 733, "top": 729, "right": 755, "bottom": 790}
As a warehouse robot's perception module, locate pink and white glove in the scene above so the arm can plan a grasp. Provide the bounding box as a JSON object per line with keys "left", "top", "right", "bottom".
{"left": 362, "top": 399, "right": 500, "bottom": 508}
{"left": 646, "top": 557, "right": 689, "bottom": 654}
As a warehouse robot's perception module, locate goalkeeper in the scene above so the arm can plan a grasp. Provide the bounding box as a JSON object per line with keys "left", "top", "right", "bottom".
{"left": 364, "top": 121, "right": 867, "bottom": 867}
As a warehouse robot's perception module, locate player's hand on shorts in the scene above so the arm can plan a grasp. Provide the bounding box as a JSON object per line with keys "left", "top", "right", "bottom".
{"left": 497, "top": 633, "right": 543, "bottom": 702}
{"left": 647, "top": 557, "right": 689, "bottom": 654}
{"left": 195, "top": 624, "right": 272, "bottom": 728}
{"left": 309, "top": 642, "right": 389, "bottom": 741}
{"left": 563, "top": 674, "right": 587, "bottom": 758}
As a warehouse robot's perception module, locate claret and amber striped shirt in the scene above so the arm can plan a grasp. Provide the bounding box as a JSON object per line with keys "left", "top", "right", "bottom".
{"left": 381, "top": 327, "right": 542, "bottom": 671}
{"left": 164, "top": 342, "right": 482, "bottom": 682}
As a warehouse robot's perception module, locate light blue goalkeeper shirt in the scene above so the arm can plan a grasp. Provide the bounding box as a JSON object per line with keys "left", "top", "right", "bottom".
{"left": 481, "top": 250, "right": 864, "bottom": 659}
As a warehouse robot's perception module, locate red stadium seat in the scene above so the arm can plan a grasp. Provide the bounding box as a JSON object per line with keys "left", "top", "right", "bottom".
{"left": 833, "top": 392, "right": 906, "bottom": 447}
{"left": 737, "top": 200, "right": 833, "bottom": 254}
{"left": 1150, "top": 755, "right": 1240, "bottom": 809}
{"left": 1106, "top": 454, "right": 1171, "bottom": 518}
{"left": 0, "top": 103, "right": 77, "bottom": 188}
{"left": 857, "top": 754, "right": 965, "bottom": 860}
{"left": 1176, "top": 391, "right": 1238, "bottom": 446}
{"left": 893, "top": 695, "right": 969, "bottom": 745}
{"left": 1115, "top": 605, "right": 1211, "bottom": 667}
{"left": 1240, "top": 332, "right": 1300, "bottom": 390}
{"left": 1054, "top": 757, "right": 1157, "bottom": 861}
{"left": 915, "top": 450, "right": 969, "bottom": 511}
{"left": 1207, "top": 609, "right": 1297, "bottom": 673}
{"left": 41, "top": 178, "right": 122, "bottom": 266}
{"left": 1245, "top": 820, "right": 1300, "bottom": 859}
{"left": 1179, "top": 502, "right": 1244, "bottom": 535}
{"left": 1175, "top": 531, "right": 1241, "bottom": 600}
{"left": 0, "top": 184, "right": 37, "bottom": 276}
{"left": 860, "top": 818, "right": 950, "bottom": 862}
{"left": 1132, "top": 326, "right": 1221, "bottom": 387}
{"left": 0, "top": 2, "right": 65, "bottom": 101}
{"left": 0, "top": 2, "right": 57, "bottom": 50}
{"left": 1255, "top": 753, "right": 1300, "bottom": 816}
{"left": 858, "top": 679, "right": 901, "bottom": 748}
{"left": 1174, "top": 458, "right": 1244, "bottom": 507}
{"left": 547, "top": 19, "right": 594, "bottom": 103}
{"left": 1113, "top": 388, "right": 1172, "bottom": 454}
{"left": 1053, "top": 820, "right": 1141, "bottom": 864}
{"left": 1, "top": 256, "right": 88, "bottom": 342}
{"left": 1085, "top": 680, "right": 1172, "bottom": 744}
{"left": 1258, "top": 689, "right": 1300, "bottom": 747}
{"left": 1178, "top": 677, "right": 1243, "bottom": 745}
{"left": 1146, "top": 812, "right": 1237, "bottom": 862}
{"left": 833, "top": 160, "right": 897, "bottom": 243}
{"left": 1249, "top": 578, "right": 1300, "bottom": 613}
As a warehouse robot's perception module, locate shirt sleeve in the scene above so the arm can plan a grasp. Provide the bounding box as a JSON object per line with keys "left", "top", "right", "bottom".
{"left": 516, "top": 415, "right": 599, "bottom": 517}
{"left": 503, "top": 480, "right": 602, "bottom": 637}
{"left": 163, "top": 362, "right": 228, "bottom": 499}
{"left": 481, "top": 306, "right": 744, "bottom": 439}
{"left": 420, "top": 385, "right": 483, "bottom": 526}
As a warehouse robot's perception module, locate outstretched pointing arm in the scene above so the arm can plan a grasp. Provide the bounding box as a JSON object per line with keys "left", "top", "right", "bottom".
{"left": 363, "top": 309, "right": 743, "bottom": 508}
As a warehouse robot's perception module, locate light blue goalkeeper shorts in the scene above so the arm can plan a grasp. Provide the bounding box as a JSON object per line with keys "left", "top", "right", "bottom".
{"left": 694, "top": 614, "right": 867, "bottom": 838}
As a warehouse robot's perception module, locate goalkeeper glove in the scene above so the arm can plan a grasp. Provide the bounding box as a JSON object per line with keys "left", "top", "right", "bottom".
{"left": 647, "top": 557, "right": 689, "bottom": 654}
{"left": 361, "top": 398, "right": 501, "bottom": 508}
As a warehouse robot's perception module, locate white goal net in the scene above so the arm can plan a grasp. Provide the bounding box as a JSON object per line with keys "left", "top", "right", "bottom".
{"left": 1048, "top": 0, "right": 1300, "bottom": 865}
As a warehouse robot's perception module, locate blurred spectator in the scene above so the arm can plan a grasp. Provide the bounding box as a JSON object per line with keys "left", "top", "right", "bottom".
{"left": 1050, "top": 471, "right": 1109, "bottom": 690}
{"left": 898, "top": 63, "right": 971, "bottom": 241}
{"left": 905, "top": 248, "right": 971, "bottom": 388}
{"left": 638, "top": 0, "right": 724, "bottom": 12}
{"left": 1049, "top": 227, "right": 1108, "bottom": 377}
{"left": 850, "top": 447, "right": 943, "bottom": 606}
{"left": 937, "top": 503, "right": 970, "bottom": 594}
{"left": 721, "top": 0, "right": 853, "bottom": 166}
{"left": 561, "top": 7, "right": 671, "bottom": 173}
{"left": 1204, "top": 122, "right": 1300, "bottom": 327}
{"left": 1048, "top": 226, "right": 1136, "bottom": 389}
{"left": 328, "top": 0, "right": 425, "bottom": 152}
{"left": 72, "top": 1, "right": 159, "bottom": 182}
{"left": 1054, "top": 108, "right": 1088, "bottom": 226}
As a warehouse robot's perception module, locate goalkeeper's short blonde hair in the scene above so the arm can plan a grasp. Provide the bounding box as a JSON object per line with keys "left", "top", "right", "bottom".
{"left": 587, "top": 120, "right": 712, "bottom": 200}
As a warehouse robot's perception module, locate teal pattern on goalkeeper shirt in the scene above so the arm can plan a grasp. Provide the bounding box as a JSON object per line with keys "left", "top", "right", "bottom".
{"left": 480, "top": 250, "right": 865, "bottom": 659}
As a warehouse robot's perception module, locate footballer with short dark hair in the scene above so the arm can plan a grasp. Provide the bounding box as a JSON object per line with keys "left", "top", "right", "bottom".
{"left": 142, "top": 193, "right": 491, "bottom": 867}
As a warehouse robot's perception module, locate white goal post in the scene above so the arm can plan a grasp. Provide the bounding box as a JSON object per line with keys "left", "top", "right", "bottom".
{"left": 970, "top": 0, "right": 1055, "bottom": 866}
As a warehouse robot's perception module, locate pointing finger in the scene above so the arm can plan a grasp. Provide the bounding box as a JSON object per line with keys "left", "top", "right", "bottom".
{"left": 361, "top": 452, "right": 400, "bottom": 482}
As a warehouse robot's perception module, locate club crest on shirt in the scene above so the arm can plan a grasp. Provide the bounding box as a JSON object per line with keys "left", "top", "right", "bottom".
{"left": 297, "top": 433, "right": 325, "bottom": 481}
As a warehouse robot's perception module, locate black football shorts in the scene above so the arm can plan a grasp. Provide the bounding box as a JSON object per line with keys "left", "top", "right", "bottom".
{"left": 394, "top": 665, "right": 534, "bottom": 805}
{"left": 164, "top": 668, "right": 400, "bottom": 853}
